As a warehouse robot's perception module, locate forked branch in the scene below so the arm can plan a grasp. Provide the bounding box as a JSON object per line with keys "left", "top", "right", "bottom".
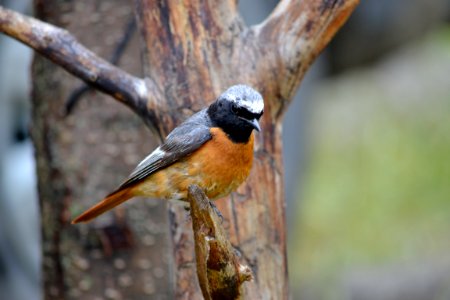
{"left": 188, "top": 185, "right": 253, "bottom": 300}
{"left": 255, "top": 0, "right": 359, "bottom": 100}
{"left": 1, "top": 1, "right": 360, "bottom": 298}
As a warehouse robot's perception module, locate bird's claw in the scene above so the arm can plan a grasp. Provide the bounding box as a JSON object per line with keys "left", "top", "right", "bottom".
{"left": 209, "top": 201, "right": 224, "bottom": 223}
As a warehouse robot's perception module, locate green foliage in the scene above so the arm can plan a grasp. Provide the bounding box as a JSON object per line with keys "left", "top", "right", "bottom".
{"left": 290, "top": 27, "right": 450, "bottom": 296}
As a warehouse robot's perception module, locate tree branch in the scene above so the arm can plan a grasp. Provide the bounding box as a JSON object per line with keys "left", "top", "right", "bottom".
{"left": 65, "top": 16, "right": 137, "bottom": 115}
{"left": 254, "top": 0, "right": 359, "bottom": 102}
{"left": 1, "top": 1, "right": 360, "bottom": 298}
{"left": 0, "top": 5, "right": 161, "bottom": 129}
{"left": 188, "top": 185, "right": 252, "bottom": 300}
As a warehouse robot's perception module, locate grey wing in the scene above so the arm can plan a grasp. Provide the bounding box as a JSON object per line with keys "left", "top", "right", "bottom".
{"left": 116, "top": 110, "right": 212, "bottom": 190}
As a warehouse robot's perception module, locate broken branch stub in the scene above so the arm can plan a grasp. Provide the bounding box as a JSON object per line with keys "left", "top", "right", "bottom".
{"left": 187, "top": 185, "right": 252, "bottom": 300}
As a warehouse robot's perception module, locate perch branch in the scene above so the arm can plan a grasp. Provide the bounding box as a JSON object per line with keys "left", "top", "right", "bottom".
{"left": 254, "top": 0, "right": 359, "bottom": 102}
{"left": 0, "top": 6, "right": 160, "bottom": 128}
{"left": 188, "top": 185, "right": 252, "bottom": 300}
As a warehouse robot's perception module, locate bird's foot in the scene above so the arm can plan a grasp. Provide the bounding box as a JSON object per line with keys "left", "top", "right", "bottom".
{"left": 209, "top": 201, "right": 224, "bottom": 223}
{"left": 183, "top": 205, "right": 192, "bottom": 222}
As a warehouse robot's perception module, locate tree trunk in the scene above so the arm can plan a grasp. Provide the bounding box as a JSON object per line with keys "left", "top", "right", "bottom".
{"left": 1, "top": 0, "right": 358, "bottom": 298}
{"left": 31, "top": 0, "right": 173, "bottom": 298}
{"left": 134, "top": 1, "right": 358, "bottom": 298}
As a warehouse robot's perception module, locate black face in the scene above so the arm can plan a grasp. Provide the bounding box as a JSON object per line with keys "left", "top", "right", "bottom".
{"left": 207, "top": 98, "right": 263, "bottom": 143}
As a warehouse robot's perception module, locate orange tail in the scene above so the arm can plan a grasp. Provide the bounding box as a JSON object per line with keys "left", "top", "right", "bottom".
{"left": 72, "top": 188, "right": 134, "bottom": 224}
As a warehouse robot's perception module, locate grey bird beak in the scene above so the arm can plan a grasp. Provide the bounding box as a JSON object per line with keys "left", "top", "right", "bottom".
{"left": 239, "top": 117, "right": 261, "bottom": 131}
{"left": 250, "top": 118, "right": 261, "bottom": 132}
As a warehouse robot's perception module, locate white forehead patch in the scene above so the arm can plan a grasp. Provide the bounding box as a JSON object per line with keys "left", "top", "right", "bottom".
{"left": 221, "top": 85, "right": 264, "bottom": 114}
{"left": 239, "top": 98, "right": 264, "bottom": 114}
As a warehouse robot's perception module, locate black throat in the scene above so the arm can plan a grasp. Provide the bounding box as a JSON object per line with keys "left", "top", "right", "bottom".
{"left": 207, "top": 102, "right": 254, "bottom": 144}
{"left": 218, "top": 123, "right": 254, "bottom": 144}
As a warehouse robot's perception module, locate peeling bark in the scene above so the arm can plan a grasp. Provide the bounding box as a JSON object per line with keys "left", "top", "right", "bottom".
{"left": 188, "top": 185, "right": 252, "bottom": 300}
{"left": 0, "top": 0, "right": 359, "bottom": 298}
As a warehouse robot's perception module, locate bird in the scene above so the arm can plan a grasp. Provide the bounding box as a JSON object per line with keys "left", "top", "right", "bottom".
{"left": 72, "top": 84, "right": 264, "bottom": 224}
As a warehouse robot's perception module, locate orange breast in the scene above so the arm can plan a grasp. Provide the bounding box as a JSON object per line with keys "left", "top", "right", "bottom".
{"left": 133, "top": 127, "right": 255, "bottom": 201}
{"left": 189, "top": 127, "right": 255, "bottom": 199}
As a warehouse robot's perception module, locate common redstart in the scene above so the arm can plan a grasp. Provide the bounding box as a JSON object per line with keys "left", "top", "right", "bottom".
{"left": 72, "top": 84, "right": 264, "bottom": 223}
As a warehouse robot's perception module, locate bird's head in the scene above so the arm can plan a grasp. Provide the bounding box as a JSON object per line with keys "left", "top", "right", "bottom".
{"left": 208, "top": 85, "right": 264, "bottom": 143}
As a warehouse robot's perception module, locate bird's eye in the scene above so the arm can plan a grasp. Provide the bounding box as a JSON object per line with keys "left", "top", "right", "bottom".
{"left": 232, "top": 104, "right": 259, "bottom": 120}
{"left": 231, "top": 103, "right": 238, "bottom": 114}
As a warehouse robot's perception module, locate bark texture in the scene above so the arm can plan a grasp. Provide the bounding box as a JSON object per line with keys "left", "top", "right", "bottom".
{"left": 188, "top": 185, "right": 252, "bottom": 300}
{"left": 29, "top": 1, "right": 172, "bottom": 299}
{"left": 0, "top": 0, "right": 359, "bottom": 299}
{"left": 133, "top": 1, "right": 358, "bottom": 298}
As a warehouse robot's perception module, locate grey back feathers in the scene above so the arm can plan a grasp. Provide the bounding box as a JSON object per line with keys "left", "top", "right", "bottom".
{"left": 111, "top": 84, "right": 263, "bottom": 192}
{"left": 115, "top": 109, "right": 212, "bottom": 191}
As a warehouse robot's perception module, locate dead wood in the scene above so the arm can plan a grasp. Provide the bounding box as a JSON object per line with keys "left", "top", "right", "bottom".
{"left": 0, "top": 0, "right": 359, "bottom": 298}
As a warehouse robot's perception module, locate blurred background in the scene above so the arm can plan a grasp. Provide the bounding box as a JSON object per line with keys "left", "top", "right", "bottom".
{"left": 0, "top": 0, "right": 39, "bottom": 299}
{"left": 1, "top": 0, "right": 450, "bottom": 299}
